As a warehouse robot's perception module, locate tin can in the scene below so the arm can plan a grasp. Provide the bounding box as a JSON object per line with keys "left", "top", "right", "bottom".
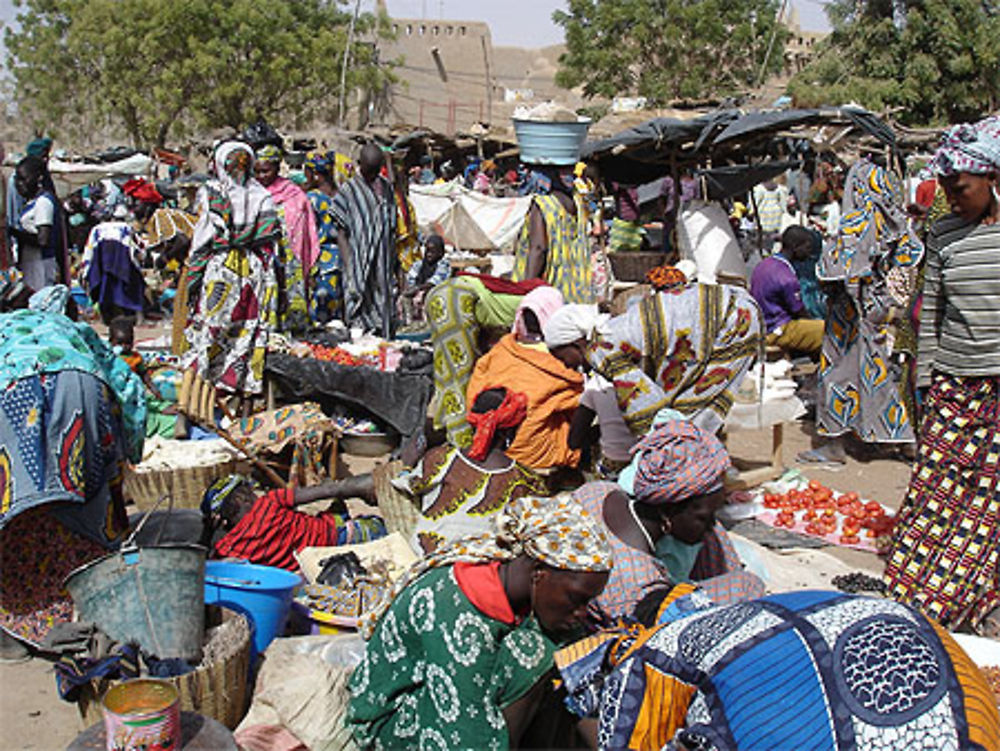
{"left": 102, "top": 678, "right": 180, "bottom": 751}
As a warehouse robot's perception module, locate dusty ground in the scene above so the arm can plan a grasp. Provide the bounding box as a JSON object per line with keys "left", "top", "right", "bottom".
{"left": 0, "top": 418, "right": 913, "bottom": 749}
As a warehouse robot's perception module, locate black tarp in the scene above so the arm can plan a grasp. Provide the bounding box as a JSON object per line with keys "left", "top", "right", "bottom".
{"left": 696, "top": 159, "right": 804, "bottom": 201}
{"left": 583, "top": 107, "right": 896, "bottom": 185}
{"left": 265, "top": 353, "right": 433, "bottom": 439}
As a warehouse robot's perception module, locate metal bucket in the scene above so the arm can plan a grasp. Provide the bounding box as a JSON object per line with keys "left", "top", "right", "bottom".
{"left": 102, "top": 678, "right": 180, "bottom": 751}
{"left": 513, "top": 118, "right": 591, "bottom": 165}
{"left": 65, "top": 543, "right": 206, "bottom": 662}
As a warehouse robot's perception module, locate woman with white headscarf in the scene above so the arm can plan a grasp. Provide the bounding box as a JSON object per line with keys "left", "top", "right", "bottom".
{"left": 180, "top": 141, "right": 281, "bottom": 398}
{"left": 884, "top": 116, "right": 1000, "bottom": 637}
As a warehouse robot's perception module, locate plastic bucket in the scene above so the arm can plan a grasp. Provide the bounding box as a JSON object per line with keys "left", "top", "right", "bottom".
{"left": 513, "top": 118, "right": 591, "bottom": 165}
{"left": 203, "top": 561, "right": 301, "bottom": 657}
{"left": 65, "top": 544, "right": 206, "bottom": 662}
{"left": 102, "top": 678, "right": 180, "bottom": 751}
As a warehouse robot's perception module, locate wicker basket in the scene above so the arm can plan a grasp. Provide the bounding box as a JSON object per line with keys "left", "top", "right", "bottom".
{"left": 124, "top": 458, "right": 247, "bottom": 511}
{"left": 76, "top": 606, "right": 252, "bottom": 730}
{"left": 608, "top": 251, "right": 668, "bottom": 282}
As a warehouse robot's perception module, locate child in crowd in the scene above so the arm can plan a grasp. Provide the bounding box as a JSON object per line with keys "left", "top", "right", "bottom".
{"left": 109, "top": 315, "right": 179, "bottom": 437}
{"left": 399, "top": 234, "right": 450, "bottom": 324}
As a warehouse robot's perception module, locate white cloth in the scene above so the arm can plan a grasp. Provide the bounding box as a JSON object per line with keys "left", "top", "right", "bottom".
{"left": 543, "top": 303, "right": 604, "bottom": 348}
{"left": 677, "top": 201, "right": 747, "bottom": 284}
{"left": 19, "top": 251, "right": 56, "bottom": 290}
{"left": 20, "top": 193, "right": 55, "bottom": 233}
{"left": 580, "top": 373, "right": 636, "bottom": 462}
{"left": 190, "top": 141, "right": 274, "bottom": 254}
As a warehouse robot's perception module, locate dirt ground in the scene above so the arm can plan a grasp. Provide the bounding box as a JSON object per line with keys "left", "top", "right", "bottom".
{"left": 0, "top": 418, "right": 913, "bottom": 749}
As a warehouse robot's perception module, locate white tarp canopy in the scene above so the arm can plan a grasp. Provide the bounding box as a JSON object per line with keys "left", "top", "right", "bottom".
{"left": 47, "top": 154, "right": 154, "bottom": 194}
{"left": 409, "top": 181, "right": 532, "bottom": 252}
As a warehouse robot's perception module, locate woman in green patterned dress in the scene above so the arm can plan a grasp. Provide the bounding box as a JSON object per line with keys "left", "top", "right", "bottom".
{"left": 347, "top": 494, "right": 612, "bottom": 751}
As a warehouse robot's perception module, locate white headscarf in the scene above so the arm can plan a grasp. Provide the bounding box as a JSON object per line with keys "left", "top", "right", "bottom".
{"left": 190, "top": 140, "right": 275, "bottom": 253}
{"left": 543, "top": 303, "right": 606, "bottom": 348}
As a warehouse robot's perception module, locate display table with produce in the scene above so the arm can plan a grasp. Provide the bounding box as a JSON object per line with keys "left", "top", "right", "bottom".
{"left": 264, "top": 349, "right": 433, "bottom": 440}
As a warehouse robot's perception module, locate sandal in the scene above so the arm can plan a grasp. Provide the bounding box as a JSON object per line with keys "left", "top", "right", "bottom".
{"left": 796, "top": 449, "right": 847, "bottom": 468}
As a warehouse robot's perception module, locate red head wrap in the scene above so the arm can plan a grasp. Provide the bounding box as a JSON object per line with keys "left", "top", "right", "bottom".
{"left": 465, "top": 388, "right": 528, "bottom": 461}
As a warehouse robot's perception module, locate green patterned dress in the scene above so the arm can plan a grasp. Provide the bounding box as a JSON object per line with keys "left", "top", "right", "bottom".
{"left": 347, "top": 565, "right": 557, "bottom": 751}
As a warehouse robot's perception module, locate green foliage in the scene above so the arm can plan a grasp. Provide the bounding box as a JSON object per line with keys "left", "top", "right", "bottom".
{"left": 553, "top": 0, "right": 790, "bottom": 102}
{"left": 788, "top": 0, "right": 1000, "bottom": 125}
{"left": 5, "top": 0, "right": 395, "bottom": 147}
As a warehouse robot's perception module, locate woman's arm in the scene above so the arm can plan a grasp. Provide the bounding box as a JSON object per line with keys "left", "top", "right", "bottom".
{"left": 524, "top": 203, "right": 548, "bottom": 280}
{"left": 568, "top": 404, "right": 597, "bottom": 451}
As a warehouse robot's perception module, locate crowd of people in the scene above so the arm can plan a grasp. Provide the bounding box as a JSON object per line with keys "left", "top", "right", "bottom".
{"left": 0, "top": 112, "right": 997, "bottom": 749}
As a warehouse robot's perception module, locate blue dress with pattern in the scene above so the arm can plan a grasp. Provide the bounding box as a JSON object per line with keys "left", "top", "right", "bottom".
{"left": 308, "top": 189, "right": 342, "bottom": 322}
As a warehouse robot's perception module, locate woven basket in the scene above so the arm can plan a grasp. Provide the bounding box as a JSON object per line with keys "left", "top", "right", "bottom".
{"left": 124, "top": 458, "right": 247, "bottom": 511}
{"left": 76, "top": 606, "right": 252, "bottom": 730}
{"left": 608, "top": 251, "right": 668, "bottom": 282}
{"left": 372, "top": 460, "right": 421, "bottom": 539}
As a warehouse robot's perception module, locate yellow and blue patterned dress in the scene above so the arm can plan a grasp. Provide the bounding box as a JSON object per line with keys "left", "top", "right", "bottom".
{"left": 308, "top": 189, "right": 342, "bottom": 323}
{"left": 512, "top": 194, "right": 595, "bottom": 304}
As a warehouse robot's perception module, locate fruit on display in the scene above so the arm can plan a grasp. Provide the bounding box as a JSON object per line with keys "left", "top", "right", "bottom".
{"left": 761, "top": 481, "right": 895, "bottom": 545}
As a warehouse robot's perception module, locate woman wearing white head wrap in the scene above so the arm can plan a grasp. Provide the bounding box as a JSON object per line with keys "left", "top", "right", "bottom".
{"left": 179, "top": 140, "right": 282, "bottom": 398}
{"left": 885, "top": 116, "right": 1000, "bottom": 637}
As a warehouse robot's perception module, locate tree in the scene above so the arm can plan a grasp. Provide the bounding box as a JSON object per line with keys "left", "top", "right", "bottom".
{"left": 5, "top": 0, "right": 395, "bottom": 148}
{"left": 553, "top": 0, "right": 790, "bottom": 102}
{"left": 788, "top": 0, "right": 1000, "bottom": 125}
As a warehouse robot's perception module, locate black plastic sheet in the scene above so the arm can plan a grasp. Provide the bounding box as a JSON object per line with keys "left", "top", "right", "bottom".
{"left": 265, "top": 352, "right": 433, "bottom": 439}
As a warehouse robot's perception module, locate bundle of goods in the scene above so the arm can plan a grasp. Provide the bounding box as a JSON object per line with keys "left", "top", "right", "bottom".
{"left": 753, "top": 478, "right": 896, "bottom": 553}
{"left": 125, "top": 437, "right": 242, "bottom": 510}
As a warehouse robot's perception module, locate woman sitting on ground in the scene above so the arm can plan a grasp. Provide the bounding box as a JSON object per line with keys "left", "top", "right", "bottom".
{"left": 347, "top": 494, "right": 612, "bottom": 751}
{"left": 573, "top": 417, "right": 763, "bottom": 620}
{"left": 466, "top": 298, "right": 587, "bottom": 471}
{"left": 201, "top": 475, "right": 385, "bottom": 572}
{"left": 400, "top": 386, "right": 548, "bottom": 553}
{"left": 557, "top": 586, "right": 1000, "bottom": 751}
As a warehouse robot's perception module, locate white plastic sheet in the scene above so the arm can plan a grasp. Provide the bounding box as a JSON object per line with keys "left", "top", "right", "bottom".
{"left": 677, "top": 200, "right": 747, "bottom": 284}
{"left": 409, "top": 181, "right": 532, "bottom": 252}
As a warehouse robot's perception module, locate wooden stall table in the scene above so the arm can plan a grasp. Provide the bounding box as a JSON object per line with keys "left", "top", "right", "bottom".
{"left": 68, "top": 711, "right": 236, "bottom": 751}
{"left": 722, "top": 392, "right": 805, "bottom": 491}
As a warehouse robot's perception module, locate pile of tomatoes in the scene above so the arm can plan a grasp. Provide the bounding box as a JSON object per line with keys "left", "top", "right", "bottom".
{"left": 307, "top": 343, "right": 366, "bottom": 367}
{"left": 762, "top": 480, "right": 895, "bottom": 546}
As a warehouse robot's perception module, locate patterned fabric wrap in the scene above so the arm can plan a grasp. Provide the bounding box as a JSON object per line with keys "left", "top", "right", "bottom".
{"left": 255, "top": 144, "right": 282, "bottom": 165}
{"left": 81, "top": 221, "right": 146, "bottom": 314}
{"left": 200, "top": 473, "right": 251, "bottom": 516}
{"left": 609, "top": 217, "right": 643, "bottom": 252}
{"left": 466, "top": 387, "right": 528, "bottom": 461}
{"left": 512, "top": 194, "right": 595, "bottom": 303}
{"left": 630, "top": 420, "right": 729, "bottom": 505}
{"left": 0, "top": 309, "right": 146, "bottom": 462}
{"left": 588, "top": 285, "right": 762, "bottom": 436}
{"left": 404, "top": 444, "right": 549, "bottom": 554}
{"left": 348, "top": 565, "right": 559, "bottom": 751}
{"left": 426, "top": 276, "right": 522, "bottom": 447}
{"left": 27, "top": 284, "right": 70, "bottom": 314}
{"left": 331, "top": 175, "right": 397, "bottom": 336}
{"left": 266, "top": 176, "right": 319, "bottom": 332}
{"left": 236, "top": 402, "right": 336, "bottom": 486}
{"left": 930, "top": 116, "right": 1000, "bottom": 176}
{"left": 884, "top": 372, "right": 999, "bottom": 631}
{"left": 307, "top": 189, "right": 342, "bottom": 322}
{"left": 815, "top": 160, "right": 924, "bottom": 443}
{"left": 1, "top": 507, "right": 112, "bottom": 646}
{"left": 573, "top": 483, "right": 763, "bottom": 620}
{"left": 361, "top": 494, "right": 612, "bottom": 638}
{"left": 304, "top": 150, "right": 333, "bottom": 176}
{"left": 182, "top": 142, "right": 281, "bottom": 396}
{"left": 0, "top": 268, "right": 26, "bottom": 306}
{"left": 0, "top": 369, "right": 130, "bottom": 545}
{"left": 559, "top": 590, "right": 1000, "bottom": 751}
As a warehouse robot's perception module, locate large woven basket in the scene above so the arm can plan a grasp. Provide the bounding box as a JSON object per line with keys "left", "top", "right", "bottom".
{"left": 76, "top": 606, "right": 252, "bottom": 730}
{"left": 608, "top": 251, "right": 667, "bottom": 282}
{"left": 124, "top": 458, "right": 246, "bottom": 511}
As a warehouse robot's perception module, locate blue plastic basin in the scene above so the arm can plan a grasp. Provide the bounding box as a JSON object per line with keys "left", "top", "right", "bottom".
{"left": 514, "top": 118, "right": 591, "bottom": 165}
{"left": 204, "top": 561, "right": 301, "bottom": 657}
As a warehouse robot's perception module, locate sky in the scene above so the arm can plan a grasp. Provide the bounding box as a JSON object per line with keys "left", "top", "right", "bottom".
{"left": 373, "top": 0, "right": 832, "bottom": 47}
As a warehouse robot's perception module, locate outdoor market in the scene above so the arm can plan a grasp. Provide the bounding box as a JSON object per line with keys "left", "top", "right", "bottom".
{"left": 1, "top": 71, "right": 999, "bottom": 751}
